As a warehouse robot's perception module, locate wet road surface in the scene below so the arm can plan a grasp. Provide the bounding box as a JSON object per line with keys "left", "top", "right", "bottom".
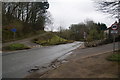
{"left": 3, "top": 42, "right": 82, "bottom": 78}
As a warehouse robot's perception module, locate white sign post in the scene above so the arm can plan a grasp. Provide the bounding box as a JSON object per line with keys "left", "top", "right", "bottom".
{"left": 111, "top": 30, "right": 118, "bottom": 34}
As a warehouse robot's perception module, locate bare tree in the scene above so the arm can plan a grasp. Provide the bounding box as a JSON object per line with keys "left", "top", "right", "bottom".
{"left": 95, "top": 0, "right": 120, "bottom": 49}
{"left": 44, "top": 11, "right": 54, "bottom": 31}
{"left": 95, "top": 0, "right": 120, "bottom": 22}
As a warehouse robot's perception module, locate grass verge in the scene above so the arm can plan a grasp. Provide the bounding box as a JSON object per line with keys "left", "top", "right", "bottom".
{"left": 3, "top": 43, "right": 30, "bottom": 51}
{"left": 32, "top": 33, "right": 74, "bottom": 46}
{"left": 107, "top": 50, "right": 120, "bottom": 62}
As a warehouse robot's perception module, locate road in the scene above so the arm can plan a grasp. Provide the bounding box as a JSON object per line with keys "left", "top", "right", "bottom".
{"left": 2, "top": 33, "right": 48, "bottom": 48}
{"left": 2, "top": 42, "right": 82, "bottom": 78}
{"left": 40, "top": 43, "right": 120, "bottom": 78}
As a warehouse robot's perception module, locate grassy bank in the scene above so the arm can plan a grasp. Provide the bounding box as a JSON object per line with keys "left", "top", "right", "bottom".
{"left": 32, "top": 33, "right": 74, "bottom": 46}
{"left": 3, "top": 43, "right": 30, "bottom": 51}
{"left": 3, "top": 30, "right": 46, "bottom": 43}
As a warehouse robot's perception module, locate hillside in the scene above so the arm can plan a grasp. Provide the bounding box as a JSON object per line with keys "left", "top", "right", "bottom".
{"left": 2, "top": 18, "right": 46, "bottom": 43}
{"left": 32, "top": 33, "right": 74, "bottom": 46}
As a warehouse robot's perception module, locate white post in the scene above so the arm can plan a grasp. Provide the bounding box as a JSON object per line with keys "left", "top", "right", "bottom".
{"left": 113, "top": 33, "right": 115, "bottom": 52}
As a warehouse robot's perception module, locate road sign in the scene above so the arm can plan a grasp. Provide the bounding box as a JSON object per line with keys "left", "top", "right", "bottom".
{"left": 111, "top": 30, "right": 118, "bottom": 34}
{"left": 11, "top": 28, "right": 16, "bottom": 40}
{"left": 11, "top": 28, "right": 17, "bottom": 32}
{"left": 111, "top": 24, "right": 118, "bottom": 30}
{"left": 83, "top": 32, "right": 87, "bottom": 39}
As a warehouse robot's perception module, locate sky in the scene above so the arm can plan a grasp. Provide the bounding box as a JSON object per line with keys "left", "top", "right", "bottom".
{"left": 46, "top": 0, "right": 116, "bottom": 31}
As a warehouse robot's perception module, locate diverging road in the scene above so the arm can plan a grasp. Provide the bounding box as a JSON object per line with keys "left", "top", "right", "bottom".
{"left": 3, "top": 42, "right": 82, "bottom": 78}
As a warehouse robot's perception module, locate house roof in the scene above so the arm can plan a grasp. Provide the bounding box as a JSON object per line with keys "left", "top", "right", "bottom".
{"left": 107, "top": 22, "right": 119, "bottom": 30}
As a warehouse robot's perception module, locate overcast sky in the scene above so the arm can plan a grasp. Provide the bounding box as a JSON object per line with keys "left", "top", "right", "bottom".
{"left": 46, "top": 0, "right": 116, "bottom": 31}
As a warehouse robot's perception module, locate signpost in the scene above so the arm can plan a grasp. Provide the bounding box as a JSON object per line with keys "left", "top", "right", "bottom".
{"left": 111, "top": 23, "right": 118, "bottom": 53}
{"left": 11, "top": 28, "right": 17, "bottom": 40}
{"left": 111, "top": 30, "right": 118, "bottom": 34}
{"left": 83, "top": 32, "right": 87, "bottom": 39}
{"left": 111, "top": 24, "right": 118, "bottom": 30}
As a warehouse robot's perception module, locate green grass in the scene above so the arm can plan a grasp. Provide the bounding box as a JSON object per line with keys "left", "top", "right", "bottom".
{"left": 3, "top": 43, "right": 30, "bottom": 51}
{"left": 33, "top": 33, "right": 74, "bottom": 46}
{"left": 107, "top": 50, "right": 120, "bottom": 62}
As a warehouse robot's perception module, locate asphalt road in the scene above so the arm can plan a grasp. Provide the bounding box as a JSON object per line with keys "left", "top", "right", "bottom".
{"left": 2, "top": 42, "right": 82, "bottom": 78}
